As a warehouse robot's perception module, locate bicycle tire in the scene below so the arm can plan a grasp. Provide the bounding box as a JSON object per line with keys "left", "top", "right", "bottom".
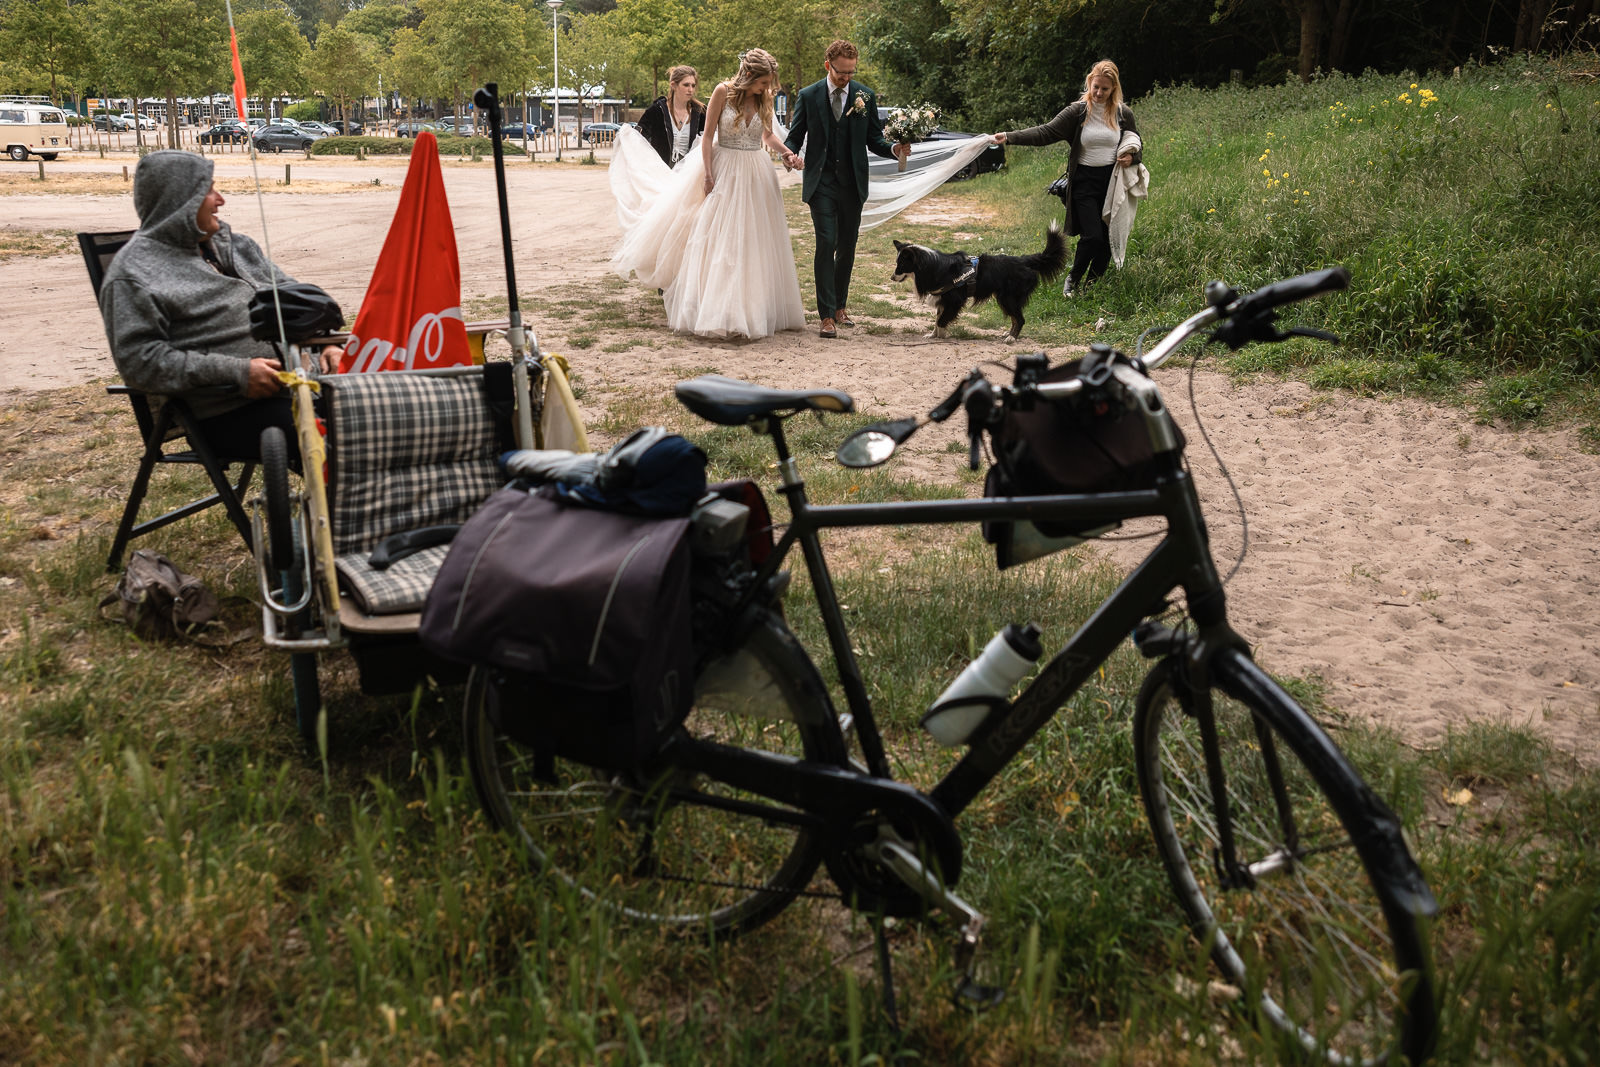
{"left": 259, "top": 427, "right": 295, "bottom": 575}
{"left": 1134, "top": 650, "right": 1435, "bottom": 1066}
{"left": 463, "top": 611, "right": 846, "bottom": 938}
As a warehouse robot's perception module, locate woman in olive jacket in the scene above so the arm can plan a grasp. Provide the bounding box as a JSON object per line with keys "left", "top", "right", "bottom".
{"left": 996, "top": 59, "right": 1142, "bottom": 296}
{"left": 636, "top": 65, "right": 706, "bottom": 167}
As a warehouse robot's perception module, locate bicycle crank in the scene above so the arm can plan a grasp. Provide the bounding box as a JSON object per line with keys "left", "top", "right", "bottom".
{"left": 873, "top": 827, "right": 1005, "bottom": 1012}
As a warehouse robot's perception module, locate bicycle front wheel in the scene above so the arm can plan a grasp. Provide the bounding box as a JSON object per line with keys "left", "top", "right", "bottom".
{"left": 464, "top": 612, "right": 845, "bottom": 938}
{"left": 1134, "top": 650, "right": 1435, "bottom": 1066}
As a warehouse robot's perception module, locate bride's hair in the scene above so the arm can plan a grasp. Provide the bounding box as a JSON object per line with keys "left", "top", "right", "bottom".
{"left": 726, "top": 48, "right": 779, "bottom": 128}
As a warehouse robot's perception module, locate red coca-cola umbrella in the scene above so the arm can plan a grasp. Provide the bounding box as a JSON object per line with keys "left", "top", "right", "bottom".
{"left": 340, "top": 132, "right": 472, "bottom": 373}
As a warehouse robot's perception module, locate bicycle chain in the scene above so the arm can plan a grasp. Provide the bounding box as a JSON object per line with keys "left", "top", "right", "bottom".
{"left": 646, "top": 869, "right": 842, "bottom": 900}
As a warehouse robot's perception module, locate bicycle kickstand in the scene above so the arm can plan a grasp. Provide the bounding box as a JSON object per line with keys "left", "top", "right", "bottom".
{"left": 875, "top": 829, "right": 1006, "bottom": 1012}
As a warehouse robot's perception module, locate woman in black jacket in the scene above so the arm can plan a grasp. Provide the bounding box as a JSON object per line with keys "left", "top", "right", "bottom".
{"left": 637, "top": 65, "right": 705, "bottom": 167}
{"left": 995, "top": 59, "right": 1142, "bottom": 296}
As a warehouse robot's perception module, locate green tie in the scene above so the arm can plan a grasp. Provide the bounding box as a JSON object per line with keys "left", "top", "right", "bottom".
{"left": 831, "top": 87, "right": 844, "bottom": 121}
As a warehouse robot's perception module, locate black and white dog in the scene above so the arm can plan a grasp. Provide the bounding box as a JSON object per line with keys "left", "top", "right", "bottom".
{"left": 891, "top": 224, "right": 1067, "bottom": 342}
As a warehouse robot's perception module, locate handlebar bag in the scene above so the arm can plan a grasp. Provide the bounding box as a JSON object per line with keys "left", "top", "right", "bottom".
{"left": 984, "top": 358, "right": 1185, "bottom": 568}
{"left": 419, "top": 484, "right": 694, "bottom": 769}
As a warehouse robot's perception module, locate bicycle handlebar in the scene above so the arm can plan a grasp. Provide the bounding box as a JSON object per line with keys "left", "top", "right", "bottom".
{"left": 939, "top": 267, "right": 1349, "bottom": 466}
{"left": 1231, "top": 265, "right": 1350, "bottom": 319}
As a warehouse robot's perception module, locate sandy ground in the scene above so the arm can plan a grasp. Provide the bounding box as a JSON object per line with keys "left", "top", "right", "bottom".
{"left": 4, "top": 154, "right": 1596, "bottom": 766}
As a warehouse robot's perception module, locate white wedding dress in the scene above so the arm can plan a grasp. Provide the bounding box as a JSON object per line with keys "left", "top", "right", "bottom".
{"left": 609, "top": 104, "right": 805, "bottom": 339}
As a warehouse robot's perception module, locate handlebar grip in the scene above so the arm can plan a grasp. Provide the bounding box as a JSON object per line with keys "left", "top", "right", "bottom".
{"left": 1234, "top": 266, "right": 1350, "bottom": 316}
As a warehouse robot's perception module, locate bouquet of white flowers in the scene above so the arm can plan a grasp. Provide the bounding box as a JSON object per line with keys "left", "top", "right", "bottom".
{"left": 882, "top": 103, "right": 940, "bottom": 171}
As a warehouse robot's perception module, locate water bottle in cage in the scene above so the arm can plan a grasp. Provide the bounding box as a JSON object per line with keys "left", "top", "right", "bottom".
{"left": 920, "top": 622, "right": 1043, "bottom": 746}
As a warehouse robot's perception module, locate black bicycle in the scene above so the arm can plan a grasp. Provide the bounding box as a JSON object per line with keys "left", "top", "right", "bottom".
{"left": 463, "top": 267, "right": 1437, "bottom": 1065}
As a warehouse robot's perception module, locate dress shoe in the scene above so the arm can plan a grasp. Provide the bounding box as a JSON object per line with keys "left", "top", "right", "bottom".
{"left": 836, "top": 309, "right": 856, "bottom": 327}
{"left": 819, "top": 317, "right": 837, "bottom": 339}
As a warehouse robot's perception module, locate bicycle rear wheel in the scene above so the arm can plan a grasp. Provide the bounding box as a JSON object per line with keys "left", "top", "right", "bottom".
{"left": 1134, "top": 650, "right": 1435, "bottom": 1066}
{"left": 464, "top": 612, "right": 845, "bottom": 938}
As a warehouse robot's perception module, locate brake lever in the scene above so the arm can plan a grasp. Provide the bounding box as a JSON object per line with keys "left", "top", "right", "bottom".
{"left": 963, "top": 378, "right": 997, "bottom": 471}
{"left": 929, "top": 368, "right": 983, "bottom": 423}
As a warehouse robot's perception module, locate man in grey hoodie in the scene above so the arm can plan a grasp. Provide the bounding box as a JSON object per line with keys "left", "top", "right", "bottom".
{"left": 97, "top": 150, "right": 342, "bottom": 463}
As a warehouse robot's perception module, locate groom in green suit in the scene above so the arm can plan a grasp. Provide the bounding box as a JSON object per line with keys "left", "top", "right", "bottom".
{"left": 784, "top": 40, "right": 908, "bottom": 339}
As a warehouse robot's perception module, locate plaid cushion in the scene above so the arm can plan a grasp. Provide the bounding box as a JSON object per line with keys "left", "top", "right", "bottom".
{"left": 324, "top": 372, "right": 507, "bottom": 556}
{"left": 335, "top": 546, "right": 451, "bottom": 615}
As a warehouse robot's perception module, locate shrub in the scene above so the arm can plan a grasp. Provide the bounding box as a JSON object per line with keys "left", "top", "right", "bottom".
{"left": 309, "top": 136, "right": 409, "bottom": 156}
{"left": 308, "top": 135, "right": 525, "bottom": 158}
{"left": 435, "top": 135, "right": 523, "bottom": 157}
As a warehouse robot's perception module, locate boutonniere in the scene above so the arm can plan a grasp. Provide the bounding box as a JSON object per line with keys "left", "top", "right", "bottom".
{"left": 849, "top": 92, "right": 867, "bottom": 116}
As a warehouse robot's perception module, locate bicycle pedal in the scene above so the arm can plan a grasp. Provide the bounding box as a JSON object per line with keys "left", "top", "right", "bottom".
{"left": 951, "top": 975, "right": 1005, "bottom": 1013}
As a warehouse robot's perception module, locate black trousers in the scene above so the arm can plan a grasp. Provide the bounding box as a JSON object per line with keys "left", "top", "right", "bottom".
{"left": 195, "top": 396, "right": 320, "bottom": 473}
{"left": 1069, "top": 163, "right": 1115, "bottom": 287}
{"left": 808, "top": 170, "right": 863, "bottom": 319}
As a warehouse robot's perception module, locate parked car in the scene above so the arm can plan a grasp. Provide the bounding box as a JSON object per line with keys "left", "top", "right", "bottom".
{"left": 435, "top": 116, "right": 479, "bottom": 136}
{"left": 498, "top": 122, "right": 538, "bottom": 139}
{"left": 198, "top": 120, "right": 251, "bottom": 145}
{"left": 297, "top": 121, "right": 340, "bottom": 138}
{"left": 395, "top": 120, "right": 441, "bottom": 137}
{"left": 329, "top": 119, "right": 364, "bottom": 135}
{"left": 253, "top": 123, "right": 317, "bottom": 152}
{"left": 579, "top": 122, "right": 622, "bottom": 144}
{"left": 92, "top": 113, "right": 134, "bottom": 132}
{"left": 247, "top": 117, "right": 268, "bottom": 128}
{"left": 120, "top": 112, "right": 158, "bottom": 130}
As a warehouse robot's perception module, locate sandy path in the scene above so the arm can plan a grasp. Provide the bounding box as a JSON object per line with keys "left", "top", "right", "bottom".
{"left": 4, "top": 156, "right": 1595, "bottom": 765}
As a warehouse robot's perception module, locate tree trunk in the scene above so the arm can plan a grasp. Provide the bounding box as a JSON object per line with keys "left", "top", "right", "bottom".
{"left": 1326, "top": 0, "right": 1363, "bottom": 71}
{"left": 1514, "top": 0, "right": 1551, "bottom": 51}
{"left": 165, "top": 89, "right": 180, "bottom": 149}
{"left": 1295, "top": 0, "right": 1326, "bottom": 80}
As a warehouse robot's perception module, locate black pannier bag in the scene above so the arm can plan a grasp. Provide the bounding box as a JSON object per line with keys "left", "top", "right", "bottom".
{"left": 984, "top": 356, "right": 1186, "bottom": 569}
{"left": 418, "top": 485, "right": 695, "bottom": 768}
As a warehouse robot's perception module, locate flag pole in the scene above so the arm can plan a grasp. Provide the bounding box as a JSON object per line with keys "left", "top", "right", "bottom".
{"left": 473, "top": 81, "right": 538, "bottom": 449}
{"left": 225, "top": 0, "right": 289, "bottom": 360}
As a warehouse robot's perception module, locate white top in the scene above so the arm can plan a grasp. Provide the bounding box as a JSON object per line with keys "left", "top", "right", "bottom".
{"left": 670, "top": 110, "right": 694, "bottom": 162}
{"left": 1078, "top": 116, "right": 1121, "bottom": 167}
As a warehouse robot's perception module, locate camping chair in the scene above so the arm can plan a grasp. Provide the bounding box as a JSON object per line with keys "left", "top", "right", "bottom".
{"left": 78, "top": 230, "right": 258, "bottom": 572}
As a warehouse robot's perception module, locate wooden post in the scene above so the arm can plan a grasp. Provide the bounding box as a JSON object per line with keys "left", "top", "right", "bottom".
{"left": 122, "top": 165, "right": 129, "bottom": 181}
{"left": 285, "top": 163, "right": 291, "bottom": 185}
{"left": 37, "top": 160, "right": 45, "bottom": 180}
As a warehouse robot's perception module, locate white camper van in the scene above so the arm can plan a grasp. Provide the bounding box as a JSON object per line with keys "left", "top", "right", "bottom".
{"left": 1, "top": 96, "right": 73, "bottom": 161}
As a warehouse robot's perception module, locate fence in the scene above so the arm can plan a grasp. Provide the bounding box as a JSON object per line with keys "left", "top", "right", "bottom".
{"left": 16, "top": 121, "right": 613, "bottom": 159}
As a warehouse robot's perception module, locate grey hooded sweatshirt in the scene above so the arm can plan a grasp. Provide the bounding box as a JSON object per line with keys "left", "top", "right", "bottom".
{"left": 98, "top": 151, "right": 295, "bottom": 420}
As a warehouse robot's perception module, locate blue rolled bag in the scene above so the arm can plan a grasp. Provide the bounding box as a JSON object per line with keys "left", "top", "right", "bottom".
{"left": 419, "top": 428, "right": 708, "bottom": 768}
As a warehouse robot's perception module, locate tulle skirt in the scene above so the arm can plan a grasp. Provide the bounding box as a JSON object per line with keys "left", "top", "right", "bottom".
{"left": 609, "top": 126, "right": 805, "bottom": 339}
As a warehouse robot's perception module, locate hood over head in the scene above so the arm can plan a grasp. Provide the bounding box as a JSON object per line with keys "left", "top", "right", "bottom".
{"left": 132, "top": 151, "right": 216, "bottom": 249}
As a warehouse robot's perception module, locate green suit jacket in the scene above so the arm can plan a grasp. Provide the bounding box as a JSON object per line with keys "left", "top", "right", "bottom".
{"left": 784, "top": 78, "right": 897, "bottom": 202}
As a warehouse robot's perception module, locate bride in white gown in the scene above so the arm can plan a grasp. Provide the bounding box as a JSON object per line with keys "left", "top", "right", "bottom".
{"left": 609, "top": 48, "right": 806, "bottom": 339}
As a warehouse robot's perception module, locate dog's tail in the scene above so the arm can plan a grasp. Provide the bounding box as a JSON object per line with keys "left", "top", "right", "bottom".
{"left": 1022, "top": 222, "right": 1068, "bottom": 279}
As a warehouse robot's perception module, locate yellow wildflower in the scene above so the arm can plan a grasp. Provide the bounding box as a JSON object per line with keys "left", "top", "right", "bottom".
{"left": 1410, "top": 82, "right": 1418, "bottom": 89}
{"left": 1282, "top": 171, "right": 1289, "bottom": 178}
{"left": 1263, "top": 168, "right": 1270, "bottom": 176}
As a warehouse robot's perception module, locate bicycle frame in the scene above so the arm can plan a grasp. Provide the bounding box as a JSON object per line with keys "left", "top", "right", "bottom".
{"left": 666, "top": 360, "right": 1273, "bottom": 885}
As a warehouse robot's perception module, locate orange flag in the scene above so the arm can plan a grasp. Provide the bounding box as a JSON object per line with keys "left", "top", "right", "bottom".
{"left": 230, "top": 27, "right": 248, "bottom": 123}
{"left": 340, "top": 133, "right": 472, "bottom": 373}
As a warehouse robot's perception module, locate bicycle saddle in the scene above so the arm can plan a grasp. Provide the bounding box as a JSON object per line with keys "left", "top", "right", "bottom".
{"left": 674, "top": 375, "right": 854, "bottom": 426}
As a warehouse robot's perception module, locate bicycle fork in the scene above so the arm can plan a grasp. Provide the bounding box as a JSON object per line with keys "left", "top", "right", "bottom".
{"left": 871, "top": 826, "right": 1005, "bottom": 1011}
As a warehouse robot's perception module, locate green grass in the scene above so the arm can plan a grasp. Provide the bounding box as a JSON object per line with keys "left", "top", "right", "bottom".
{"left": 856, "top": 57, "right": 1599, "bottom": 423}
{"left": 7, "top": 57, "right": 1600, "bottom": 1058}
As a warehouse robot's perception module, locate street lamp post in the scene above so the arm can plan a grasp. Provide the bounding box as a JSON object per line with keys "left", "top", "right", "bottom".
{"left": 547, "top": 0, "right": 564, "bottom": 162}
